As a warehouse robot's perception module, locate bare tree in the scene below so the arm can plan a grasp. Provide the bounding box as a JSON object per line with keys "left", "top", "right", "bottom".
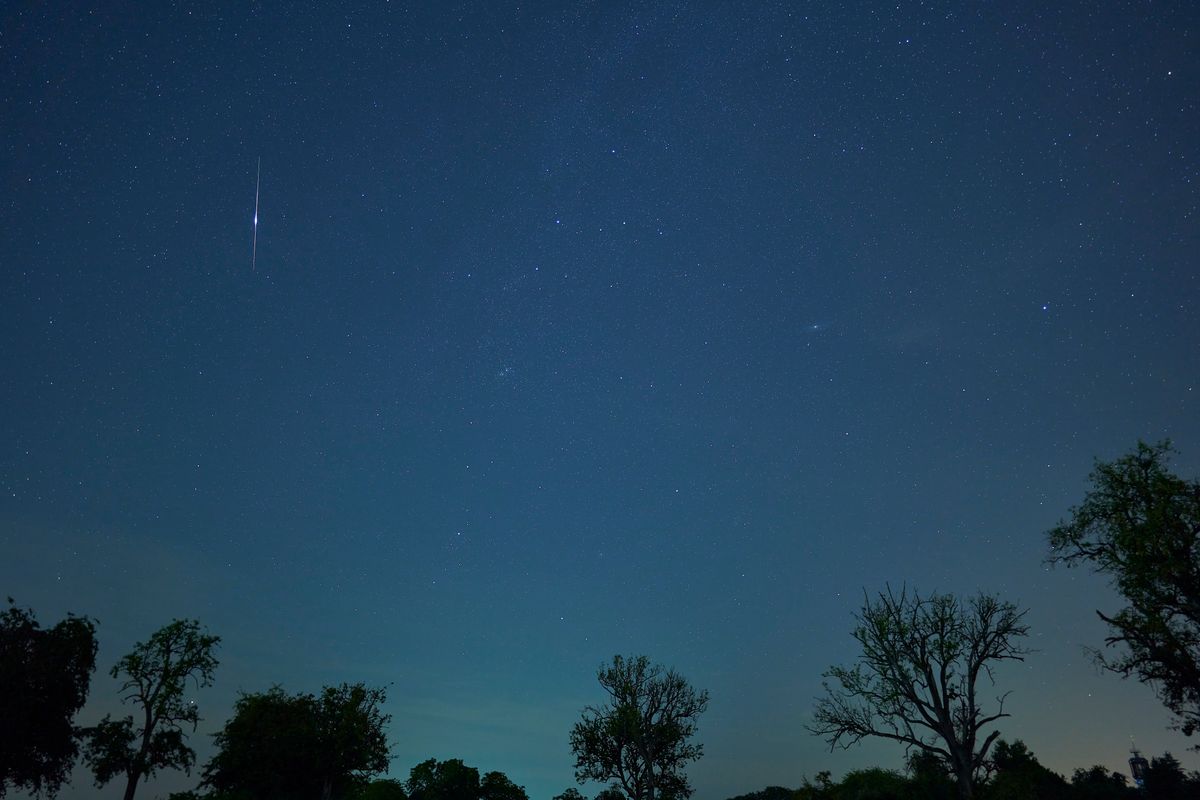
{"left": 809, "top": 587, "right": 1030, "bottom": 800}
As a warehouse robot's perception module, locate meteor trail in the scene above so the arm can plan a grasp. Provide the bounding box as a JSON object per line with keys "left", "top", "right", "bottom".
{"left": 252, "top": 158, "right": 260, "bottom": 270}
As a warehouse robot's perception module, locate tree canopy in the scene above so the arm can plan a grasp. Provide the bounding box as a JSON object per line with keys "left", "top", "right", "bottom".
{"left": 809, "top": 587, "right": 1030, "bottom": 800}
{"left": 201, "top": 682, "right": 390, "bottom": 800}
{"left": 83, "top": 618, "right": 219, "bottom": 800}
{"left": 402, "top": 758, "right": 527, "bottom": 800}
{"left": 570, "top": 654, "right": 709, "bottom": 800}
{"left": 0, "top": 599, "right": 98, "bottom": 798}
{"left": 1047, "top": 441, "right": 1200, "bottom": 744}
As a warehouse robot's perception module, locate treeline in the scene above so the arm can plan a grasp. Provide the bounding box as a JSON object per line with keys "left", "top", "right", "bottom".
{"left": 725, "top": 742, "right": 1200, "bottom": 800}
{"left": 3, "top": 440, "right": 1199, "bottom": 800}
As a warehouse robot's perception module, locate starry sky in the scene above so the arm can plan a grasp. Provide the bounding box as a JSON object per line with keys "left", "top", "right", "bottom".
{"left": 3, "top": 2, "right": 1199, "bottom": 798}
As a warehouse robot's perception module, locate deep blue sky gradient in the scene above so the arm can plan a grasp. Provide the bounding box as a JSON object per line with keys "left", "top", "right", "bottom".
{"left": 3, "top": 2, "right": 1199, "bottom": 798}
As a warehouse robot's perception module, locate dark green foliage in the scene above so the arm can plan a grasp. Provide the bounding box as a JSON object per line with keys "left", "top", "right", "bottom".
{"left": 354, "top": 779, "right": 409, "bottom": 800}
{"left": 836, "top": 768, "right": 908, "bottom": 799}
{"left": 401, "top": 759, "right": 526, "bottom": 800}
{"left": 794, "top": 772, "right": 834, "bottom": 800}
{"left": 1069, "top": 765, "right": 1134, "bottom": 800}
{"left": 202, "top": 683, "right": 390, "bottom": 800}
{"left": 810, "top": 587, "right": 1030, "bottom": 800}
{"left": 480, "top": 771, "right": 528, "bottom": 800}
{"left": 406, "top": 759, "right": 481, "bottom": 800}
{"left": 980, "top": 740, "right": 1069, "bottom": 800}
{"left": 724, "top": 786, "right": 796, "bottom": 800}
{"left": 570, "top": 655, "right": 709, "bottom": 800}
{"left": 1047, "top": 442, "right": 1200, "bottom": 744}
{"left": 0, "top": 599, "right": 98, "bottom": 798}
{"left": 906, "top": 750, "right": 955, "bottom": 800}
{"left": 82, "top": 618, "right": 219, "bottom": 800}
{"left": 551, "top": 789, "right": 586, "bottom": 800}
{"left": 1140, "top": 753, "right": 1200, "bottom": 800}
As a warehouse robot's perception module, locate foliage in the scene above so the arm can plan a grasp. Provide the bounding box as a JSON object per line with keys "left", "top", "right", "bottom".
{"left": 0, "top": 599, "right": 98, "bottom": 798}
{"left": 570, "top": 654, "right": 710, "bottom": 800}
{"left": 1046, "top": 441, "right": 1200, "bottom": 744}
{"left": 809, "top": 587, "right": 1030, "bottom": 800}
{"left": 836, "top": 767, "right": 908, "bottom": 799}
{"left": 551, "top": 789, "right": 587, "bottom": 800}
{"left": 1069, "top": 766, "right": 1134, "bottom": 800}
{"left": 1140, "top": 753, "right": 1200, "bottom": 800}
{"left": 480, "top": 771, "right": 528, "bottom": 800}
{"left": 980, "top": 739, "right": 1069, "bottom": 800}
{"left": 406, "top": 759, "right": 481, "bottom": 800}
{"left": 723, "top": 787, "right": 796, "bottom": 800}
{"left": 202, "top": 683, "right": 390, "bottom": 800}
{"left": 82, "top": 618, "right": 219, "bottom": 800}
{"left": 905, "top": 750, "right": 956, "bottom": 800}
{"left": 354, "top": 779, "right": 409, "bottom": 800}
{"left": 401, "top": 759, "right": 526, "bottom": 800}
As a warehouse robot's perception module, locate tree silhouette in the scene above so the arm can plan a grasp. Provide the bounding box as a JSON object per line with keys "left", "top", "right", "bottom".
{"left": 82, "top": 619, "right": 219, "bottom": 800}
{"left": 406, "top": 759, "right": 480, "bottom": 800}
{"left": 0, "top": 599, "right": 98, "bottom": 798}
{"left": 1047, "top": 441, "right": 1200, "bottom": 746}
{"left": 202, "top": 683, "right": 390, "bottom": 800}
{"left": 809, "top": 587, "right": 1029, "bottom": 800}
{"left": 570, "top": 654, "right": 709, "bottom": 800}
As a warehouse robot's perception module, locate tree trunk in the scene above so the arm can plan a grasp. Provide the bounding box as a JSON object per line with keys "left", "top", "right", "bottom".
{"left": 953, "top": 764, "right": 973, "bottom": 800}
{"left": 122, "top": 768, "right": 142, "bottom": 800}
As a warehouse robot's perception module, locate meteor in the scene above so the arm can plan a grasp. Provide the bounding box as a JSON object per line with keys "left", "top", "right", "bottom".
{"left": 252, "top": 157, "right": 260, "bottom": 270}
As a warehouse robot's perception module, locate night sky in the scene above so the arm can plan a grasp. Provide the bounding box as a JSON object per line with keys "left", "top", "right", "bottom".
{"left": 3, "top": 2, "right": 1199, "bottom": 798}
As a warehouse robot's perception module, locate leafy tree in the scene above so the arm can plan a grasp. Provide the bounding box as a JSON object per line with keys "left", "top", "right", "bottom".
{"left": 1046, "top": 442, "right": 1200, "bottom": 745}
{"left": 906, "top": 750, "right": 955, "bottom": 800}
{"left": 723, "top": 787, "right": 796, "bottom": 800}
{"left": 0, "top": 599, "right": 98, "bottom": 798}
{"left": 355, "top": 779, "right": 409, "bottom": 800}
{"left": 980, "top": 739, "right": 1068, "bottom": 800}
{"left": 794, "top": 772, "right": 834, "bottom": 800}
{"left": 202, "top": 683, "right": 390, "bottom": 800}
{"left": 1069, "top": 765, "right": 1134, "bottom": 800}
{"left": 836, "top": 767, "right": 908, "bottom": 799}
{"left": 570, "top": 654, "right": 710, "bottom": 800}
{"left": 809, "top": 587, "right": 1030, "bottom": 800}
{"left": 1140, "top": 753, "right": 1200, "bottom": 800}
{"left": 82, "top": 618, "right": 218, "bottom": 800}
{"left": 551, "top": 789, "right": 587, "bottom": 800}
{"left": 406, "top": 759, "right": 479, "bottom": 800}
{"left": 480, "top": 771, "right": 528, "bottom": 800}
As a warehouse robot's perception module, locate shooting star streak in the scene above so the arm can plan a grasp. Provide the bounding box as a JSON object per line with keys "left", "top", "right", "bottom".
{"left": 252, "top": 157, "right": 260, "bottom": 270}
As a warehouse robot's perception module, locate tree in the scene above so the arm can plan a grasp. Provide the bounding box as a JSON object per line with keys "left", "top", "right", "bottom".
{"left": 981, "top": 739, "right": 1069, "bottom": 800}
{"left": 82, "top": 619, "right": 219, "bottom": 800}
{"left": 406, "top": 759, "right": 480, "bottom": 800}
{"left": 0, "top": 599, "right": 98, "bottom": 798}
{"left": 722, "top": 787, "right": 796, "bottom": 800}
{"left": 1046, "top": 441, "right": 1200, "bottom": 744}
{"left": 355, "top": 779, "right": 409, "bottom": 800}
{"left": 907, "top": 750, "right": 956, "bottom": 800}
{"left": 835, "top": 767, "right": 908, "bottom": 799}
{"left": 809, "top": 587, "right": 1030, "bottom": 800}
{"left": 202, "top": 683, "right": 391, "bottom": 800}
{"left": 1069, "top": 765, "right": 1134, "bottom": 800}
{"left": 480, "top": 771, "right": 528, "bottom": 800}
{"left": 570, "top": 655, "right": 709, "bottom": 800}
{"left": 551, "top": 789, "right": 586, "bottom": 800}
{"left": 1140, "top": 753, "right": 1200, "bottom": 800}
